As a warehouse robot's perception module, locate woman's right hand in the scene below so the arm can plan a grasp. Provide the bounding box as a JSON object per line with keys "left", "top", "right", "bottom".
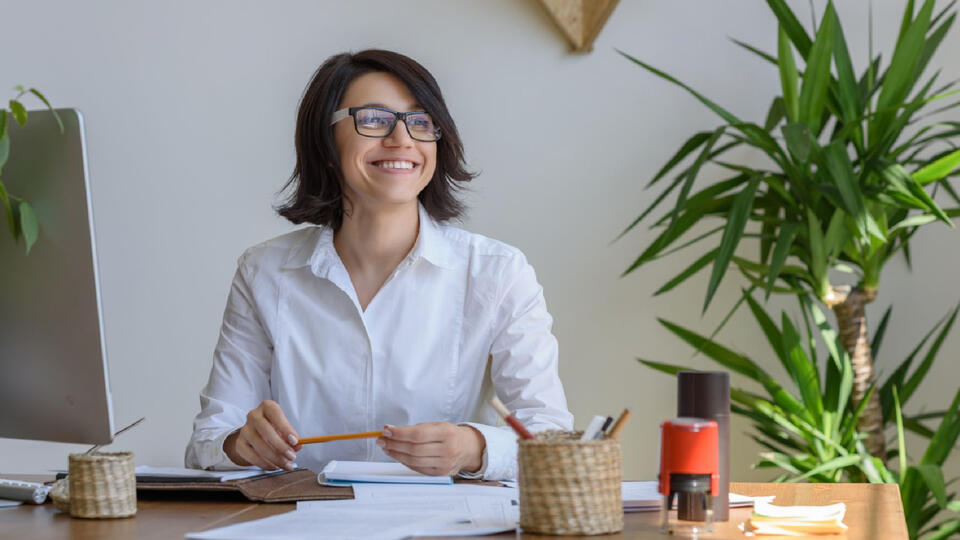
{"left": 224, "top": 400, "right": 302, "bottom": 471}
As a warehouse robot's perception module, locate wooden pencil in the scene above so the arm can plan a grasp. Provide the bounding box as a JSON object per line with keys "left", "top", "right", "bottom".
{"left": 297, "top": 430, "right": 384, "bottom": 445}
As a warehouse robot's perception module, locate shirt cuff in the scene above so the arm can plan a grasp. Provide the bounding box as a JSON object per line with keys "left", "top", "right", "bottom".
{"left": 459, "top": 422, "right": 519, "bottom": 481}
{"left": 189, "top": 427, "right": 254, "bottom": 471}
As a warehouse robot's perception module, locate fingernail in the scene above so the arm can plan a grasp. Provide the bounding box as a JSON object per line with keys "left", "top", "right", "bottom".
{"left": 284, "top": 462, "right": 294, "bottom": 471}
{"left": 383, "top": 425, "right": 394, "bottom": 437}
{"left": 287, "top": 434, "right": 298, "bottom": 446}
{"left": 285, "top": 450, "right": 296, "bottom": 460}
{"left": 376, "top": 439, "right": 385, "bottom": 448}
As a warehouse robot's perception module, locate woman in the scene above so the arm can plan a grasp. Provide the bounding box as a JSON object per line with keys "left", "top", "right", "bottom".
{"left": 185, "top": 49, "right": 573, "bottom": 481}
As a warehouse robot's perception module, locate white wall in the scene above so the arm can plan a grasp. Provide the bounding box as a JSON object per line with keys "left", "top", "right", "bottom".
{"left": 2, "top": 0, "right": 957, "bottom": 483}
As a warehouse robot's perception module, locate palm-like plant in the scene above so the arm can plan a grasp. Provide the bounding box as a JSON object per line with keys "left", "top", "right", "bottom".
{"left": 618, "top": 0, "right": 960, "bottom": 459}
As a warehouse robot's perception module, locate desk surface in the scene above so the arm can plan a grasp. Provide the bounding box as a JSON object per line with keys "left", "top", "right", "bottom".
{"left": 1, "top": 479, "right": 907, "bottom": 539}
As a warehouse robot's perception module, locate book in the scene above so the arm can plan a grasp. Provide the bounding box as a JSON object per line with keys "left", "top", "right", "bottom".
{"left": 318, "top": 461, "right": 454, "bottom": 485}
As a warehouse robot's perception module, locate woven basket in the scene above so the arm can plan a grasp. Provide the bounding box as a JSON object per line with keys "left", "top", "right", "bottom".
{"left": 67, "top": 452, "right": 137, "bottom": 519}
{"left": 518, "top": 430, "right": 623, "bottom": 535}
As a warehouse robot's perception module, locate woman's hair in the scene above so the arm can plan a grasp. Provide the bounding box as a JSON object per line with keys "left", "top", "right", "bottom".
{"left": 277, "top": 49, "right": 475, "bottom": 229}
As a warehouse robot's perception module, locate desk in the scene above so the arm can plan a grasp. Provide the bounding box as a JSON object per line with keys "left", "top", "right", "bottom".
{"left": 2, "top": 479, "right": 907, "bottom": 539}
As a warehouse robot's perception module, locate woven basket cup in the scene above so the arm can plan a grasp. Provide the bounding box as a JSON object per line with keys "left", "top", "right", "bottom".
{"left": 518, "top": 430, "right": 623, "bottom": 535}
{"left": 67, "top": 452, "right": 137, "bottom": 519}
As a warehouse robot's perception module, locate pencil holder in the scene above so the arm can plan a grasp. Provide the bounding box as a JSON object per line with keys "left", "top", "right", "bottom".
{"left": 67, "top": 451, "right": 137, "bottom": 519}
{"left": 518, "top": 430, "right": 622, "bottom": 535}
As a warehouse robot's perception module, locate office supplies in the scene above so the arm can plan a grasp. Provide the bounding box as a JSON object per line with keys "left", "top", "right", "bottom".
{"left": 678, "top": 370, "right": 730, "bottom": 520}
{"left": 742, "top": 501, "right": 847, "bottom": 536}
{"left": 186, "top": 506, "right": 464, "bottom": 540}
{"left": 579, "top": 415, "right": 607, "bottom": 441}
{"left": 298, "top": 429, "right": 383, "bottom": 445}
{"left": 607, "top": 408, "right": 632, "bottom": 439}
{"left": 518, "top": 430, "right": 622, "bottom": 535}
{"left": 136, "top": 468, "right": 352, "bottom": 502}
{"left": 659, "top": 418, "right": 719, "bottom": 536}
{"left": 65, "top": 451, "right": 136, "bottom": 518}
{"left": 318, "top": 460, "right": 453, "bottom": 485}
{"left": 0, "top": 478, "right": 50, "bottom": 504}
{"left": 133, "top": 466, "right": 284, "bottom": 483}
{"left": 489, "top": 396, "right": 535, "bottom": 439}
{"left": 597, "top": 416, "right": 614, "bottom": 438}
{"left": 0, "top": 109, "right": 116, "bottom": 448}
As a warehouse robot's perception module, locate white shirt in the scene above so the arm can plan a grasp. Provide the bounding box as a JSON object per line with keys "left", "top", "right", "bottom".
{"left": 185, "top": 204, "right": 574, "bottom": 480}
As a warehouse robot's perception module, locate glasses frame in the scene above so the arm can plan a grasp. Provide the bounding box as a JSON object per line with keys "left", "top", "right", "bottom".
{"left": 330, "top": 106, "right": 442, "bottom": 142}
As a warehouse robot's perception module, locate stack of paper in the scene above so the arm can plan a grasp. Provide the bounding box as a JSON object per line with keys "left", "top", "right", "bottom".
{"left": 318, "top": 461, "right": 453, "bottom": 485}
{"left": 134, "top": 466, "right": 282, "bottom": 483}
{"left": 742, "top": 500, "right": 847, "bottom": 536}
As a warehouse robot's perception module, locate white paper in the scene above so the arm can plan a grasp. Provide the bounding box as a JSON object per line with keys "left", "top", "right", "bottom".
{"left": 185, "top": 507, "right": 462, "bottom": 540}
{"left": 135, "top": 466, "right": 282, "bottom": 482}
{"left": 753, "top": 500, "right": 845, "bottom": 520}
{"left": 0, "top": 498, "right": 24, "bottom": 508}
{"left": 298, "top": 496, "right": 518, "bottom": 537}
{"left": 318, "top": 460, "right": 452, "bottom": 485}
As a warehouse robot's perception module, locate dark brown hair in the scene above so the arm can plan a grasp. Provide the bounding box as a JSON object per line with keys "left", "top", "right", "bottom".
{"left": 277, "top": 49, "right": 475, "bottom": 229}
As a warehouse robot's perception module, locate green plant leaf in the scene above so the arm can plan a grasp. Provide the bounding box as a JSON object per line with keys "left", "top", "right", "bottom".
{"left": 0, "top": 131, "right": 8, "bottom": 175}
{"left": 871, "top": 305, "right": 893, "bottom": 356}
{"left": 657, "top": 318, "right": 761, "bottom": 380}
{"left": 655, "top": 248, "right": 718, "bottom": 296}
{"left": 8, "top": 100, "right": 27, "bottom": 126}
{"left": 791, "top": 454, "right": 863, "bottom": 482}
{"left": 881, "top": 163, "right": 952, "bottom": 225}
{"left": 781, "top": 312, "right": 823, "bottom": 420}
{"left": 915, "top": 463, "right": 948, "bottom": 508}
{"left": 637, "top": 359, "right": 692, "bottom": 377}
{"left": 777, "top": 25, "right": 800, "bottom": 123}
{"left": 913, "top": 148, "right": 960, "bottom": 185}
{"left": 27, "top": 88, "right": 63, "bottom": 133}
{"left": 797, "top": 2, "right": 836, "bottom": 134}
{"left": 18, "top": 201, "right": 38, "bottom": 254}
{"left": 822, "top": 142, "right": 877, "bottom": 240}
{"left": 901, "top": 303, "right": 960, "bottom": 406}
{"left": 766, "top": 0, "right": 813, "bottom": 57}
{"left": 920, "top": 386, "right": 960, "bottom": 466}
{"left": 766, "top": 221, "right": 801, "bottom": 299}
{"left": 894, "top": 386, "right": 907, "bottom": 475}
{"left": 781, "top": 123, "right": 812, "bottom": 163}
{"left": 0, "top": 180, "right": 16, "bottom": 238}
{"left": 0, "top": 108, "right": 7, "bottom": 141}
{"left": 672, "top": 127, "right": 725, "bottom": 226}
{"left": 764, "top": 97, "right": 786, "bottom": 131}
{"left": 743, "top": 289, "right": 786, "bottom": 365}
{"left": 704, "top": 176, "right": 761, "bottom": 312}
{"left": 617, "top": 49, "right": 741, "bottom": 125}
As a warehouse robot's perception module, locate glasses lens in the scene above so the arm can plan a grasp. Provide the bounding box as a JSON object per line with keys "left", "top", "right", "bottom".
{"left": 404, "top": 112, "right": 439, "bottom": 141}
{"left": 354, "top": 108, "right": 396, "bottom": 137}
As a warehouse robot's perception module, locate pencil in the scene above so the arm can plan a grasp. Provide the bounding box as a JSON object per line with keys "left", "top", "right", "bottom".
{"left": 490, "top": 397, "right": 536, "bottom": 439}
{"left": 607, "top": 408, "right": 632, "bottom": 439}
{"left": 297, "top": 430, "right": 384, "bottom": 445}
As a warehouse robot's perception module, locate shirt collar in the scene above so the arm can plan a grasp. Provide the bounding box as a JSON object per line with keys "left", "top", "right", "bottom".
{"left": 283, "top": 202, "right": 456, "bottom": 277}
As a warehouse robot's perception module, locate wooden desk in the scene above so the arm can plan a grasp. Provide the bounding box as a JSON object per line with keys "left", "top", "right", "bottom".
{"left": 1, "top": 480, "right": 907, "bottom": 539}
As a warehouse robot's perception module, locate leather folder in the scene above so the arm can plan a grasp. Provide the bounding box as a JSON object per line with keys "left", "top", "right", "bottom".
{"left": 136, "top": 469, "right": 352, "bottom": 503}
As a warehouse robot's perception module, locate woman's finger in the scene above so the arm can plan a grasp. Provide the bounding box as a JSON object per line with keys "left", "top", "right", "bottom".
{"left": 378, "top": 438, "right": 445, "bottom": 457}
{"left": 261, "top": 401, "right": 300, "bottom": 447}
{"left": 243, "top": 426, "right": 291, "bottom": 470}
{"left": 383, "top": 422, "right": 449, "bottom": 443}
{"left": 251, "top": 413, "right": 296, "bottom": 461}
{"left": 237, "top": 436, "right": 275, "bottom": 471}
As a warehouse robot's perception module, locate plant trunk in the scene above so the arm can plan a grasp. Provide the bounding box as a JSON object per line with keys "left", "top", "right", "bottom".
{"left": 825, "top": 285, "right": 886, "bottom": 459}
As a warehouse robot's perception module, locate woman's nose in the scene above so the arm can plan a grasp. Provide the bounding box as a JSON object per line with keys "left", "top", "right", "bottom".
{"left": 383, "top": 120, "right": 414, "bottom": 146}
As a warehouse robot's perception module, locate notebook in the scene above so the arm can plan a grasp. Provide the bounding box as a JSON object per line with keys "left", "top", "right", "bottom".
{"left": 319, "top": 461, "right": 454, "bottom": 485}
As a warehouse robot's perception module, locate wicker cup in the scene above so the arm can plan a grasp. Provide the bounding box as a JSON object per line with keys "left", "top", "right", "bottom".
{"left": 518, "top": 430, "right": 623, "bottom": 535}
{"left": 67, "top": 452, "right": 137, "bottom": 519}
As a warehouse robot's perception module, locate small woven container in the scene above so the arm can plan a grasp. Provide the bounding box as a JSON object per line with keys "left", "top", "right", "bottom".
{"left": 67, "top": 452, "right": 137, "bottom": 519}
{"left": 518, "top": 430, "right": 623, "bottom": 535}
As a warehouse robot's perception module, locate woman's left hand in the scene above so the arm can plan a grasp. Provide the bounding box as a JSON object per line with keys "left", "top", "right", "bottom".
{"left": 377, "top": 422, "right": 485, "bottom": 476}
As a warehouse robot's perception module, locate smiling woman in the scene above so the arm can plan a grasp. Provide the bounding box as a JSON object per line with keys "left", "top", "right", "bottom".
{"left": 184, "top": 49, "right": 574, "bottom": 481}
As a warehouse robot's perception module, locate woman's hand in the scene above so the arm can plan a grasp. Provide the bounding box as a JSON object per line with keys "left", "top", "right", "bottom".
{"left": 377, "top": 422, "right": 486, "bottom": 476}
{"left": 224, "top": 400, "right": 303, "bottom": 471}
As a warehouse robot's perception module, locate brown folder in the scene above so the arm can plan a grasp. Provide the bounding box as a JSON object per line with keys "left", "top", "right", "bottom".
{"left": 136, "top": 469, "right": 352, "bottom": 503}
{"left": 136, "top": 469, "right": 504, "bottom": 503}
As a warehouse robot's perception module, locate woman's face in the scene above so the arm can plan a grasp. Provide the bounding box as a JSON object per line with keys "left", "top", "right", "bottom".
{"left": 333, "top": 72, "right": 438, "bottom": 213}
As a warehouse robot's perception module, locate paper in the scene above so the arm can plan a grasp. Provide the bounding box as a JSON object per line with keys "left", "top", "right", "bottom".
{"left": 135, "top": 466, "right": 282, "bottom": 482}
{"left": 186, "top": 507, "right": 462, "bottom": 540}
{"left": 299, "top": 496, "right": 518, "bottom": 536}
{"left": 318, "top": 460, "right": 453, "bottom": 485}
{"left": 0, "top": 498, "right": 23, "bottom": 508}
{"left": 742, "top": 501, "right": 847, "bottom": 536}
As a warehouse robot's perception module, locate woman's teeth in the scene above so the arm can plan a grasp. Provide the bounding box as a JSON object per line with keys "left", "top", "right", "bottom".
{"left": 374, "top": 161, "right": 415, "bottom": 169}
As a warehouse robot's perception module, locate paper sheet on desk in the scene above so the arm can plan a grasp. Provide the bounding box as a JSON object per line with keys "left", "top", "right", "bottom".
{"left": 185, "top": 507, "right": 463, "bottom": 540}
{"left": 299, "top": 483, "right": 520, "bottom": 536}
{"left": 135, "top": 466, "right": 283, "bottom": 482}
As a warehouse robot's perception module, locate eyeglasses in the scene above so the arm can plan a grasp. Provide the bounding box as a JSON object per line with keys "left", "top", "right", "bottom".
{"left": 330, "top": 106, "right": 441, "bottom": 142}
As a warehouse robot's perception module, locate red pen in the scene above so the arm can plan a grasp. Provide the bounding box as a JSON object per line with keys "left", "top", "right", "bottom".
{"left": 490, "top": 396, "right": 535, "bottom": 440}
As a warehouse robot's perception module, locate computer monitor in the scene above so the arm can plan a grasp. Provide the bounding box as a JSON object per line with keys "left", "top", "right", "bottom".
{"left": 0, "top": 108, "right": 115, "bottom": 445}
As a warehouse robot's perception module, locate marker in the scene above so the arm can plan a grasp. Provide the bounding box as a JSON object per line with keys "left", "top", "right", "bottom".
{"left": 490, "top": 397, "right": 535, "bottom": 440}
{"left": 596, "top": 416, "right": 614, "bottom": 439}
{"left": 580, "top": 415, "right": 606, "bottom": 441}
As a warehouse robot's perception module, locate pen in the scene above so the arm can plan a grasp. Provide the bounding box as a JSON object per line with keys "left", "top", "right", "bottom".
{"left": 490, "top": 397, "right": 535, "bottom": 439}
{"left": 607, "top": 408, "right": 633, "bottom": 439}
{"left": 595, "top": 416, "right": 614, "bottom": 440}
{"left": 298, "top": 430, "right": 384, "bottom": 445}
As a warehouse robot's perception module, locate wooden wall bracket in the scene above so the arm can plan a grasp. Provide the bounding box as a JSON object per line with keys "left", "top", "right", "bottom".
{"left": 537, "top": 0, "right": 621, "bottom": 53}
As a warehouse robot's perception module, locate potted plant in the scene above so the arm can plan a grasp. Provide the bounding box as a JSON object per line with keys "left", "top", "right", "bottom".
{"left": 0, "top": 85, "right": 61, "bottom": 254}
{"left": 618, "top": 1, "right": 960, "bottom": 537}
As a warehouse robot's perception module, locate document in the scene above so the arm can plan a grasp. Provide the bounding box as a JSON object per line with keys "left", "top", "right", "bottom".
{"left": 135, "top": 466, "right": 283, "bottom": 482}
{"left": 318, "top": 460, "right": 453, "bottom": 485}
{"left": 299, "top": 483, "right": 520, "bottom": 536}
{"left": 185, "top": 507, "right": 463, "bottom": 540}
